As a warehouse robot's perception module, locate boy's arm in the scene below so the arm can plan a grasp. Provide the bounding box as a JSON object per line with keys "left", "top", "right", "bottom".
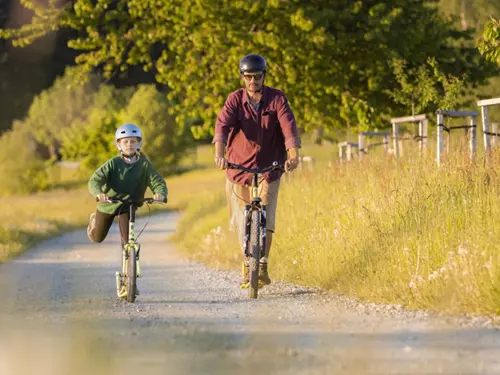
{"left": 148, "top": 165, "right": 168, "bottom": 202}
{"left": 88, "top": 160, "right": 112, "bottom": 198}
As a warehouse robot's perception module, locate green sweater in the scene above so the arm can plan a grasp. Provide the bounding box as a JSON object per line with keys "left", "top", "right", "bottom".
{"left": 88, "top": 155, "right": 168, "bottom": 215}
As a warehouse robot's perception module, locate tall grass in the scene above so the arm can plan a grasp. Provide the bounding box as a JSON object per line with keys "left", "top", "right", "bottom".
{"left": 174, "top": 140, "right": 500, "bottom": 315}
{"left": 0, "top": 159, "right": 224, "bottom": 263}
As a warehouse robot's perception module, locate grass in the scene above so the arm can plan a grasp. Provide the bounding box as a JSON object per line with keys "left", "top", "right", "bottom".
{"left": 173, "top": 138, "right": 500, "bottom": 315}
{"left": 6, "top": 136, "right": 500, "bottom": 315}
{"left": 0, "top": 148, "right": 225, "bottom": 263}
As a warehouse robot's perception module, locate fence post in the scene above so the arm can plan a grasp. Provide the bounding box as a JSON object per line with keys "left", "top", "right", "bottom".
{"left": 437, "top": 111, "right": 444, "bottom": 167}
{"left": 470, "top": 115, "right": 477, "bottom": 160}
{"left": 481, "top": 105, "right": 491, "bottom": 153}
{"left": 392, "top": 122, "right": 400, "bottom": 158}
{"left": 422, "top": 119, "right": 429, "bottom": 151}
{"left": 418, "top": 120, "right": 428, "bottom": 156}
{"left": 358, "top": 133, "right": 365, "bottom": 159}
{"left": 347, "top": 144, "right": 353, "bottom": 161}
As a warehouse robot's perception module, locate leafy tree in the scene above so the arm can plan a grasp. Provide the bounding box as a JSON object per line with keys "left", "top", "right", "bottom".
{"left": 24, "top": 67, "right": 100, "bottom": 155}
{"left": 119, "top": 85, "right": 194, "bottom": 173}
{"left": 0, "top": 0, "right": 494, "bottom": 134}
{"left": 59, "top": 107, "right": 118, "bottom": 172}
{"left": 479, "top": 18, "right": 500, "bottom": 66}
{"left": 60, "top": 84, "right": 194, "bottom": 174}
{"left": 0, "top": 121, "right": 50, "bottom": 195}
{"left": 391, "top": 57, "right": 467, "bottom": 113}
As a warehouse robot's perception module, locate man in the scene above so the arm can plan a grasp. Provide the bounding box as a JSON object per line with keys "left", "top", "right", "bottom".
{"left": 212, "top": 53, "right": 301, "bottom": 288}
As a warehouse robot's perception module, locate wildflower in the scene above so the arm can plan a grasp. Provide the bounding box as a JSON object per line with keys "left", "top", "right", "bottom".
{"left": 458, "top": 244, "right": 468, "bottom": 256}
{"left": 428, "top": 271, "right": 439, "bottom": 281}
{"left": 409, "top": 281, "right": 416, "bottom": 289}
{"left": 333, "top": 229, "right": 340, "bottom": 237}
{"left": 403, "top": 247, "right": 410, "bottom": 253}
{"left": 293, "top": 259, "right": 298, "bottom": 265}
{"left": 439, "top": 267, "right": 447, "bottom": 274}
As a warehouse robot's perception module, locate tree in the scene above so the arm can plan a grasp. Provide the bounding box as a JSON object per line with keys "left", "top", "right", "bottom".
{"left": 479, "top": 18, "right": 500, "bottom": 66}
{"left": 118, "top": 85, "right": 194, "bottom": 174}
{"left": 0, "top": 121, "right": 50, "bottom": 195}
{"left": 0, "top": 0, "right": 494, "bottom": 135}
{"left": 391, "top": 57, "right": 468, "bottom": 113}
{"left": 24, "top": 67, "right": 100, "bottom": 156}
{"left": 59, "top": 107, "right": 119, "bottom": 172}
{"left": 59, "top": 84, "right": 194, "bottom": 174}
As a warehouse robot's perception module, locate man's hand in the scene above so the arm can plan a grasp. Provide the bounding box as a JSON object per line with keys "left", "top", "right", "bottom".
{"left": 97, "top": 193, "right": 110, "bottom": 201}
{"left": 214, "top": 156, "right": 228, "bottom": 170}
{"left": 214, "top": 141, "right": 228, "bottom": 170}
{"left": 284, "top": 147, "right": 300, "bottom": 172}
{"left": 154, "top": 194, "right": 166, "bottom": 203}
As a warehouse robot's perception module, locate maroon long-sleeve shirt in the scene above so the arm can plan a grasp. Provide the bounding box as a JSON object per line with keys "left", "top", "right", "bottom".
{"left": 212, "top": 86, "right": 301, "bottom": 186}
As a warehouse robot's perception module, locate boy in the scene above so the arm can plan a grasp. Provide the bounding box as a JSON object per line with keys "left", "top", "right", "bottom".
{"left": 87, "top": 123, "right": 168, "bottom": 244}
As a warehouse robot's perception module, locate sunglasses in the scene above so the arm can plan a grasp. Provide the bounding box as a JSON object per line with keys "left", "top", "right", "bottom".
{"left": 242, "top": 73, "right": 264, "bottom": 81}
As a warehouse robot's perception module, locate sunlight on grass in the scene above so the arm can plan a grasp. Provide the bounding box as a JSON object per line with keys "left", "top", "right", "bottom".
{"left": 0, "top": 153, "right": 224, "bottom": 263}
{"left": 174, "top": 138, "right": 500, "bottom": 315}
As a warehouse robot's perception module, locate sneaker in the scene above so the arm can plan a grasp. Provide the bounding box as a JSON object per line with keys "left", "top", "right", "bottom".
{"left": 87, "top": 213, "right": 96, "bottom": 242}
{"left": 239, "top": 261, "right": 250, "bottom": 289}
{"left": 258, "top": 262, "right": 272, "bottom": 286}
{"left": 239, "top": 261, "right": 271, "bottom": 289}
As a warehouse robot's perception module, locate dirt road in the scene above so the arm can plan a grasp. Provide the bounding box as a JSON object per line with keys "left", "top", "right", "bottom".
{"left": 1, "top": 212, "right": 499, "bottom": 375}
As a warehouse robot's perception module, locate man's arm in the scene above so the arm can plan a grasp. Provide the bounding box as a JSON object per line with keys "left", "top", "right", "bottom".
{"left": 276, "top": 95, "right": 301, "bottom": 171}
{"left": 214, "top": 141, "right": 228, "bottom": 169}
{"left": 212, "top": 93, "right": 238, "bottom": 170}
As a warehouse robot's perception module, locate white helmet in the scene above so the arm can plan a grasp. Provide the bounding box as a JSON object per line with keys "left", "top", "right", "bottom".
{"left": 115, "top": 123, "right": 143, "bottom": 152}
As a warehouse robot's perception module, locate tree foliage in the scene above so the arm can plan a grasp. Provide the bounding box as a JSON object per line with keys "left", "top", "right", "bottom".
{"left": 119, "top": 85, "right": 193, "bottom": 174}
{"left": 0, "top": 0, "right": 493, "bottom": 134}
{"left": 59, "top": 107, "right": 119, "bottom": 172}
{"left": 0, "top": 121, "right": 50, "bottom": 195}
{"left": 479, "top": 18, "right": 500, "bottom": 66}
{"left": 391, "top": 57, "right": 467, "bottom": 113}
{"left": 24, "top": 67, "right": 101, "bottom": 149}
{"left": 58, "top": 84, "right": 194, "bottom": 174}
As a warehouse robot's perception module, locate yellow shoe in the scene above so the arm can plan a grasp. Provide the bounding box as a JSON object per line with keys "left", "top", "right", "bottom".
{"left": 239, "top": 261, "right": 250, "bottom": 289}
{"left": 240, "top": 261, "right": 269, "bottom": 289}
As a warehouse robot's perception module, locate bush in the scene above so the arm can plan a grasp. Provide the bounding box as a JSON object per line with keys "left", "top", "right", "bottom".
{"left": 24, "top": 67, "right": 101, "bottom": 154}
{"left": 119, "top": 85, "right": 194, "bottom": 174}
{"left": 59, "top": 108, "right": 119, "bottom": 173}
{"left": 0, "top": 122, "right": 50, "bottom": 195}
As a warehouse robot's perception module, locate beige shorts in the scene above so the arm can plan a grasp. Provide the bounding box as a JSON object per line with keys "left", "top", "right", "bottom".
{"left": 225, "top": 178, "right": 280, "bottom": 247}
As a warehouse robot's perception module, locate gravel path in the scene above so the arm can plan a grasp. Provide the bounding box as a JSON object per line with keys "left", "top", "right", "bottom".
{"left": 0, "top": 212, "right": 499, "bottom": 375}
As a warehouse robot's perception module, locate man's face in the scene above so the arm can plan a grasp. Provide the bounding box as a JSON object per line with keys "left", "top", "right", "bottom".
{"left": 118, "top": 137, "right": 140, "bottom": 156}
{"left": 241, "top": 71, "right": 265, "bottom": 93}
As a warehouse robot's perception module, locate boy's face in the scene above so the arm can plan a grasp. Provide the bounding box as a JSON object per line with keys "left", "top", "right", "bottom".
{"left": 118, "top": 137, "right": 140, "bottom": 156}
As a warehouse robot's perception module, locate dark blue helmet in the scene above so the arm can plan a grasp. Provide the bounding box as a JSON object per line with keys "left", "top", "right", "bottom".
{"left": 239, "top": 54, "right": 267, "bottom": 73}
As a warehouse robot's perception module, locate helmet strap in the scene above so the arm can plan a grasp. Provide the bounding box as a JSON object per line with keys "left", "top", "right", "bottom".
{"left": 120, "top": 150, "right": 140, "bottom": 164}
